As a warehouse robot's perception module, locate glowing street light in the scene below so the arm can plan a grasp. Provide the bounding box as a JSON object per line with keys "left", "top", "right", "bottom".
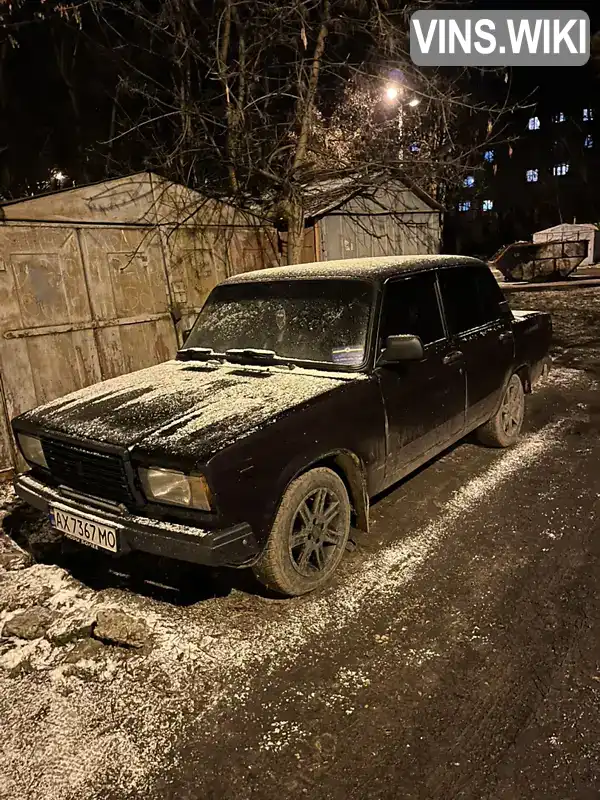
{"left": 385, "top": 84, "right": 400, "bottom": 102}
{"left": 383, "top": 80, "right": 420, "bottom": 160}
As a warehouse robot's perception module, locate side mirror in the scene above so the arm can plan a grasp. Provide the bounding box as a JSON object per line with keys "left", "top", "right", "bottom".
{"left": 378, "top": 334, "right": 424, "bottom": 365}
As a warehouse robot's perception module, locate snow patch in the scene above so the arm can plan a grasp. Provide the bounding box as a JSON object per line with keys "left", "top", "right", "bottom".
{"left": 0, "top": 481, "right": 16, "bottom": 511}
{"left": 224, "top": 255, "right": 473, "bottom": 284}
{"left": 543, "top": 367, "right": 594, "bottom": 389}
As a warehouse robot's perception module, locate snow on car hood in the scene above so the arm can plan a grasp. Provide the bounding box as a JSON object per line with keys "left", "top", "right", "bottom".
{"left": 23, "top": 359, "right": 363, "bottom": 458}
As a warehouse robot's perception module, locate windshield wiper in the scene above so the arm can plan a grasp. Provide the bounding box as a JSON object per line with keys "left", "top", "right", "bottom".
{"left": 176, "top": 347, "right": 226, "bottom": 362}
{"left": 224, "top": 348, "right": 279, "bottom": 365}
{"left": 177, "top": 346, "right": 290, "bottom": 367}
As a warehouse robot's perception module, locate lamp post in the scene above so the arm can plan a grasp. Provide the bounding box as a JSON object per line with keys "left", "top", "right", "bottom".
{"left": 383, "top": 84, "right": 420, "bottom": 159}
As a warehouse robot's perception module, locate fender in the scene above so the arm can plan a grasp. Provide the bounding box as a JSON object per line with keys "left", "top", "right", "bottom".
{"left": 490, "top": 362, "right": 531, "bottom": 419}
{"left": 277, "top": 447, "right": 370, "bottom": 534}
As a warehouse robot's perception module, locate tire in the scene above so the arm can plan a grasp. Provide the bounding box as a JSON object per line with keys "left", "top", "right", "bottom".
{"left": 253, "top": 467, "right": 351, "bottom": 596}
{"left": 476, "top": 373, "right": 525, "bottom": 448}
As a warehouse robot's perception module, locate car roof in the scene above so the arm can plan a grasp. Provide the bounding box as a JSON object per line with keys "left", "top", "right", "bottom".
{"left": 223, "top": 255, "right": 487, "bottom": 284}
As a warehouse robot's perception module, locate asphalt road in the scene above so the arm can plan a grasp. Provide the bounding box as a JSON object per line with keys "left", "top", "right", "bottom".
{"left": 1, "top": 288, "right": 599, "bottom": 800}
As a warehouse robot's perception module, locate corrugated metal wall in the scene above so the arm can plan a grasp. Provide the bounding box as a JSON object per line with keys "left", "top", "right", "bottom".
{"left": 0, "top": 179, "right": 279, "bottom": 475}
{"left": 0, "top": 175, "right": 440, "bottom": 476}
{"left": 316, "top": 185, "right": 441, "bottom": 262}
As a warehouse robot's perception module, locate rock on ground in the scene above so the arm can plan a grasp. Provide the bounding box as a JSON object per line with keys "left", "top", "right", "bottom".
{"left": 0, "top": 550, "right": 33, "bottom": 571}
{"left": 46, "top": 610, "right": 97, "bottom": 646}
{"left": 63, "top": 637, "right": 105, "bottom": 664}
{"left": 92, "top": 609, "right": 150, "bottom": 649}
{"left": 3, "top": 606, "right": 57, "bottom": 640}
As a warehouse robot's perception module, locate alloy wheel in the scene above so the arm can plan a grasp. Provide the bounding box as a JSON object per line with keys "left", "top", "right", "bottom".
{"left": 288, "top": 487, "right": 346, "bottom": 577}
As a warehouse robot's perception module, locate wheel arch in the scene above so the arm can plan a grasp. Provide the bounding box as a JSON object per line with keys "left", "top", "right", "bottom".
{"left": 288, "top": 449, "right": 370, "bottom": 535}
{"left": 514, "top": 363, "right": 532, "bottom": 394}
{"left": 486, "top": 365, "right": 529, "bottom": 424}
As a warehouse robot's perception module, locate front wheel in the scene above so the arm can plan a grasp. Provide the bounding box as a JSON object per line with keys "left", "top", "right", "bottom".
{"left": 253, "top": 467, "right": 351, "bottom": 596}
{"left": 476, "top": 373, "right": 525, "bottom": 448}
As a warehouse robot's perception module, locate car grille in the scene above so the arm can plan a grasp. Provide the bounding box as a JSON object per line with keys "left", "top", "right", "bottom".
{"left": 42, "top": 438, "right": 135, "bottom": 505}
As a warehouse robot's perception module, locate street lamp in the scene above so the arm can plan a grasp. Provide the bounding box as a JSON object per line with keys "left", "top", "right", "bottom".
{"left": 383, "top": 82, "right": 420, "bottom": 160}
{"left": 385, "top": 84, "right": 400, "bottom": 102}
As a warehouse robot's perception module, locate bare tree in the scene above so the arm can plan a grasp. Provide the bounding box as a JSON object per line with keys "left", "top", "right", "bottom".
{"left": 0, "top": 0, "right": 106, "bottom": 194}
{"left": 0, "top": 1, "right": 89, "bottom": 40}
{"left": 89, "top": 0, "right": 515, "bottom": 263}
{"left": 0, "top": 0, "right": 517, "bottom": 261}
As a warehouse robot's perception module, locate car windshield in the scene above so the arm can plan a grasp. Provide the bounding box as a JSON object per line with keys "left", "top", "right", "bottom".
{"left": 183, "top": 279, "right": 374, "bottom": 367}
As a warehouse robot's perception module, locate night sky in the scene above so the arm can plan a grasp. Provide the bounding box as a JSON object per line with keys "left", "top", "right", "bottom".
{"left": 473, "top": 0, "right": 600, "bottom": 97}
{"left": 1, "top": 0, "right": 598, "bottom": 199}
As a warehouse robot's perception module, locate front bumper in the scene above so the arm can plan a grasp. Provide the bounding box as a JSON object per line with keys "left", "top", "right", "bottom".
{"left": 14, "top": 473, "right": 260, "bottom": 568}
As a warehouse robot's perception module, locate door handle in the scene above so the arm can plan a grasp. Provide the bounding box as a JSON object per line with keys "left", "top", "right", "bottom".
{"left": 442, "top": 350, "right": 464, "bottom": 366}
{"left": 499, "top": 331, "right": 513, "bottom": 343}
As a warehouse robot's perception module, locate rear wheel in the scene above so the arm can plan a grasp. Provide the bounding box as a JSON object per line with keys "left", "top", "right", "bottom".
{"left": 476, "top": 373, "right": 525, "bottom": 448}
{"left": 253, "top": 467, "right": 351, "bottom": 596}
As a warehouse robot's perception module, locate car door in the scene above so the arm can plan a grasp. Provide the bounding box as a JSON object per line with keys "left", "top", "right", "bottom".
{"left": 376, "top": 271, "right": 467, "bottom": 485}
{"left": 437, "top": 264, "right": 515, "bottom": 428}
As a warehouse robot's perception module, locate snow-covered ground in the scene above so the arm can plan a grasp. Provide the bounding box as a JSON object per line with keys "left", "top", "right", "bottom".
{"left": 509, "top": 287, "right": 600, "bottom": 374}
{"left": 0, "top": 368, "right": 592, "bottom": 800}
{"left": 0, "top": 287, "right": 598, "bottom": 800}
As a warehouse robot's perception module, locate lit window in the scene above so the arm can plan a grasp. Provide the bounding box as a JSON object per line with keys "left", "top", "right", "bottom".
{"left": 585, "top": 134, "right": 593, "bottom": 149}
{"left": 583, "top": 108, "right": 594, "bottom": 121}
{"left": 484, "top": 150, "right": 495, "bottom": 162}
{"left": 553, "top": 163, "right": 569, "bottom": 176}
{"left": 409, "top": 142, "right": 420, "bottom": 153}
{"left": 526, "top": 169, "right": 539, "bottom": 182}
{"left": 458, "top": 201, "right": 471, "bottom": 212}
{"left": 552, "top": 112, "right": 566, "bottom": 123}
{"left": 463, "top": 175, "right": 475, "bottom": 187}
{"left": 482, "top": 200, "right": 494, "bottom": 211}
{"left": 528, "top": 116, "right": 540, "bottom": 130}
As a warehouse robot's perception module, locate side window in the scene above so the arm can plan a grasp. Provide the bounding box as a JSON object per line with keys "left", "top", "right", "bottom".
{"left": 380, "top": 272, "right": 445, "bottom": 346}
{"left": 438, "top": 266, "right": 504, "bottom": 335}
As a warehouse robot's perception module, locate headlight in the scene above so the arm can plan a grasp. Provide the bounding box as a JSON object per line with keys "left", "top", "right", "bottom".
{"left": 17, "top": 434, "right": 48, "bottom": 469}
{"left": 138, "top": 467, "right": 211, "bottom": 511}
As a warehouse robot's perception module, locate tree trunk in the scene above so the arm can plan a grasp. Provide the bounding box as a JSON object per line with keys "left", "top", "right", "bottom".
{"left": 217, "top": 0, "right": 239, "bottom": 194}
{"left": 52, "top": 33, "right": 83, "bottom": 177}
{"left": 292, "top": 1, "right": 329, "bottom": 172}
{"left": 285, "top": 198, "right": 305, "bottom": 265}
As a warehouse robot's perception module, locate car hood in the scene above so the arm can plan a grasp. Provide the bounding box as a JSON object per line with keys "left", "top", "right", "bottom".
{"left": 22, "top": 359, "right": 362, "bottom": 461}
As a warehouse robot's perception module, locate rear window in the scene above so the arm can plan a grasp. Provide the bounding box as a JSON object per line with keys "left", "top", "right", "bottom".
{"left": 438, "top": 266, "right": 505, "bottom": 334}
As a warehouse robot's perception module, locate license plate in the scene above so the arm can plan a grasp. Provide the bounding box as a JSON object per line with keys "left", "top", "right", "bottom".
{"left": 49, "top": 503, "right": 120, "bottom": 553}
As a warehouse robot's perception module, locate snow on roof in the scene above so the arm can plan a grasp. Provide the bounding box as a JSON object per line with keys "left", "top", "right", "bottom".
{"left": 535, "top": 223, "right": 598, "bottom": 234}
{"left": 224, "top": 254, "right": 484, "bottom": 284}
{"left": 299, "top": 174, "right": 443, "bottom": 219}
{"left": 301, "top": 175, "right": 372, "bottom": 218}
{"left": 0, "top": 172, "right": 264, "bottom": 228}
